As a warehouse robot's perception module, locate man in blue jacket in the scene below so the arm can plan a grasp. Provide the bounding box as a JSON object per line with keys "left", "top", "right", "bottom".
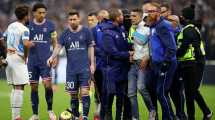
{"left": 101, "top": 8, "right": 133, "bottom": 120}
{"left": 145, "top": 2, "right": 177, "bottom": 120}
{"left": 91, "top": 10, "right": 109, "bottom": 120}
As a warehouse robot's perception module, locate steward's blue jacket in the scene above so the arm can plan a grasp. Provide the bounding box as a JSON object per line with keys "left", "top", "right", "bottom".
{"left": 149, "top": 17, "right": 177, "bottom": 63}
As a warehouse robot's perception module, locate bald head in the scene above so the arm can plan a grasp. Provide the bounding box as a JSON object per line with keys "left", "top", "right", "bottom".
{"left": 97, "top": 10, "right": 109, "bottom": 22}
{"left": 142, "top": 2, "right": 152, "bottom": 13}
{"left": 167, "top": 15, "right": 180, "bottom": 29}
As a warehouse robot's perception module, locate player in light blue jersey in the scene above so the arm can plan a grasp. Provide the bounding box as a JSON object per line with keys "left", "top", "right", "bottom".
{"left": 4, "top": 4, "right": 33, "bottom": 120}
{"left": 47, "top": 10, "right": 95, "bottom": 120}
{"left": 28, "top": 3, "right": 57, "bottom": 120}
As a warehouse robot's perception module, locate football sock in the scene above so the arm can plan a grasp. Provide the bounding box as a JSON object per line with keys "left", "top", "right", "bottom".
{"left": 71, "top": 97, "right": 79, "bottom": 117}
{"left": 31, "top": 90, "right": 39, "bottom": 114}
{"left": 45, "top": 88, "right": 53, "bottom": 111}
{"left": 11, "top": 89, "right": 23, "bottom": 120}
{"left": 82, "top": 96, "right": 90, "bottom": 117}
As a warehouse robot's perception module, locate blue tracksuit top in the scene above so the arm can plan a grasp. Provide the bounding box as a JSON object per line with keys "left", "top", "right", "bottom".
{"left": 92, "top": 19, "right": 111, "bottom": 69}
{"left": 101, "top": 21, "right": 130, "bottom": 82}
{"left": 149, "top": 17, "right": 177, "bottom": 63}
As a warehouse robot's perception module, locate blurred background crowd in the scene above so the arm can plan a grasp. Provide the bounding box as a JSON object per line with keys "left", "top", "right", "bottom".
{"left": 0, "top": 0, "right": 215, "bottom": 59}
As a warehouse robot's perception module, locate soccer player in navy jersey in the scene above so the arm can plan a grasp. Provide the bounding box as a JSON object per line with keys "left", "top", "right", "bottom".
{"left": 28, "top": 3, "right": 57, "bottom": 120}
{"left": 47, "top": 10, "right": 95, "bottom": 120}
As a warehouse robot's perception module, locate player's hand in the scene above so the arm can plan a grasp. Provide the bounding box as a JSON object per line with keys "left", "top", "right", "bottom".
{"left": 90, "top": 64, "right": 96, "bottom": 75}
{"left": 51, "top": 57, "right": 59, "bottom": 68}
{"left": 0, "top": 57, "right": 7, "bottom": 67}
{"left": 139, "top": 56, "right": 149, "bottom": 71}
{"left": 129, "top": 51, "right": 134, "bottom": 63}
{"left": 30, "top": 41, "right": 35, "bottom": 47}
{"left": 47, "top": 56, "right": 54, "bottom": 67}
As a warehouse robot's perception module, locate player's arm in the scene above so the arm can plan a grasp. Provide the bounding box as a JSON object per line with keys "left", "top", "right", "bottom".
{"left": 88, "top": 43, "right": 95, "bottom": 74}
{"left": 22, "top": 30, "right": 34, "bottom": 62}
{"left": 47, "top": 43, "right": 62, "bottom": 67}
{"left": 87, "top": 29, "right": 96, "bottom": 74}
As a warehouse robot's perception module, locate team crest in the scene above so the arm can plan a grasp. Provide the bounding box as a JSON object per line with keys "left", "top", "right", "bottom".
{"left": 79, "top": 35, "right": 83, "bottom": 40}
{"left": 43, "top": 27, "right": 47, "bottom": 32}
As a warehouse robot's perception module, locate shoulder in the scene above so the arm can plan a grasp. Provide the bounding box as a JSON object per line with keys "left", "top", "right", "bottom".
{"left": 46, "top": 20, "right": 55, "bottom": 26}
{"left": 183, "top": 25, "right": 199, "bottom": 38}
{"left": 17, "top": 23, "right": 29, "bottom": 32}
{"left": 156, "top": 19, "right": 173, "bottom": 34}
{"left": 81, "top": 26, "right": 90, "bottom": 32}
{"left": 61, "top": 28, "right": 70, "bottom": 35}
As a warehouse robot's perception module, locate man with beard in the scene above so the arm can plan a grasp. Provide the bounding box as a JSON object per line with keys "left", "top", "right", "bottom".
{"left": 145, "top": 2, "right": 177, "bottom": 120}
{"left": 47, "top": 10, "right": 95, "bottom": 120}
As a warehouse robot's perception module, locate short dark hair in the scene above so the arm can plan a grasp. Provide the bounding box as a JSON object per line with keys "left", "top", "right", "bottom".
{"left": 108, "top": 8, "right": 121, "bottom": 21}
{"left": 68, "top": 10, "right": 80, "bottom": 17}
{"left": 88, "top": 12, "right": 97, "bottom": 17}
{"left": 15, "top": 4, "right": 29, "bottom": 20}
{"left": 161, "top": 2, "right": 171, "bottom": 10}
{"left": 131, "top": 8, "right": 143, "bottom": 16}
{"left": 32, "top": 2, "right": 47, "bottom": 12}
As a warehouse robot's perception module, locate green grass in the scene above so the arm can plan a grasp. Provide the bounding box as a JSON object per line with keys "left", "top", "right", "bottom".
{"left": 0, "top": 80, "right": 214, "bottom": 120}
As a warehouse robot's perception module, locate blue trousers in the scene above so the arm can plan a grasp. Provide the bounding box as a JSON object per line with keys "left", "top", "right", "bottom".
{"left": 152, "top": 60, "right": 177, "bottom": 120}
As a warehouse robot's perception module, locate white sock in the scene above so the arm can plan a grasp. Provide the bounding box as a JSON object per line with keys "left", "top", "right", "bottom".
{"left": 11, "top": 89, "right": 24, "bottom": 120}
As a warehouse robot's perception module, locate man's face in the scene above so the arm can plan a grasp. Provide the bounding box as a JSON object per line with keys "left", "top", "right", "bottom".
{"left": 161, "top": 7, "right": 171, "bottom": 18}
{"left": 68, "top": 15, "right": 80, "bottom": 30}
{"left": 116, "top": 10, "right": 124, "bottom": 24}
{"left": 34, "top": 8, "right": 46, "bottom": 22}
{"left": 145, "top": 6, "right": 160, "bottom": 26}
{"left": 130, "top": 12, "right": 142, "bottom": 25}
{"left": 88, "top": 15, "right": 98, "bottom": 28}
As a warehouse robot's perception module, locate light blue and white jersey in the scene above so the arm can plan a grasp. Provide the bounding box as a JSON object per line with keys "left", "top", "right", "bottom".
{"left": 132, "top": 21, "right": 150, "bottom": 60}
{"left": 4, "top": 21, "right": 29, "bottom": 56}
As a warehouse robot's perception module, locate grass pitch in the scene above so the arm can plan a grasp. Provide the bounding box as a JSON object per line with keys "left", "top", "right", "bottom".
{"left": 0, "top": 80, "right": 214, "bottom": 120}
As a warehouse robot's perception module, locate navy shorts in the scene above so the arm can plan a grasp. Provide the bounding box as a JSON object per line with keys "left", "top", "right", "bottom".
{"left": 28, "top": 62, "right": 51, "bottom": 83}
{"left": 65, "top": 72, "right": 91, "bottom": 93}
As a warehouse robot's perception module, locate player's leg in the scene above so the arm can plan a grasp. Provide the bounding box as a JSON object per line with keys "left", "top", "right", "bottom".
{"left": 40, "top": 65, "right": 56, "bottom": 120}
{"left": 66, "top": 74, "right": 80, "bottom": 119}
{"left": 11, "top": 85, "right": 25, "bottom": 120}
{"left": 8, "top": 54, "right": 29, "bottom": 120}
{"left": 79, "top": 72, "right": 91, "bottom": 120}
{"left": 28, "top": 64, "right": 40, "bottom": 120}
